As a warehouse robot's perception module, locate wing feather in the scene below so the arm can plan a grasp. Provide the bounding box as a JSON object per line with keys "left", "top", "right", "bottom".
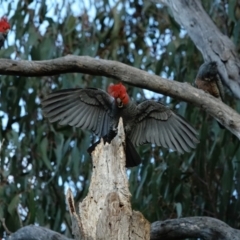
{"left": 68, "top": 106, "right": 88, "bottom": 127}
{"left": 81, "top": 109, "right": 93, "bottom": 130}
{"left": 145, "top": 119, "right": 152, "bottom": 143}
{"left": 174, "top": 116, "right": 199, "bottom": 148}
{"left": 88, "top": 108, "right": 98, "bottom": 131}
{"left": 45, "top": 101, "right": 77, "bottom": 120}
{"left": 103, "top": 112, "right": 109, "bottom": 136}
{"left": 165, "top": 122, "right": 184, "bottom": 153}
{"left": 43, "top": 98, "right": 75, "bottom": 113}
{"left": 42, "top": 88, "right": 115, "bottom": 137}
{"left": 98, "top": 109, "right": 107, "bottom": 136}
{"left": 74, "top": 106, "right": 91, "bottom": 128}
{"left": 150, "top": 119, "right": 158, "bottom": 144}
{"left": 154, "top": 122, "right": 161, "bottom": 146}
{"left": 135, "top": 119, "right": 144, "bottom": 146}
{"left": 130, "top": 100, "right": 199, "bottom": 153}
{"left": 160, "top": 122, "right": 177, "bottom": 151}
{"left": 157, "top": 123, "right": 168, "bottom": 148}
{"left": 58, "top": 105, "right": 83, "bottom": 125}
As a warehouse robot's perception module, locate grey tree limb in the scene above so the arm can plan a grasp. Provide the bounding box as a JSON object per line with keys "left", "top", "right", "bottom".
{"left": 159, "top": 0, "right": 240, "bottom": 99}
{"left": 6, "top": 225, "right": 73, "bottom": 240}
{"left": 151, "top": 217, "right": 240, "bottom": 240}
{"left": 7, "top": 216, "right": 240, "bottom": 240}
{"left": 0, "top": 55, "right": 240, "bottom": 138}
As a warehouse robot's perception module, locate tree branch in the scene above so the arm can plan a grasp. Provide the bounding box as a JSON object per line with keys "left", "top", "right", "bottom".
{"left": 0, "top": 55, "right": 240, "bottom": 138}
{"left": 150, "top": 217, "right": 240, "bottom": 240}
{"left": 159, "top": 0, "right": 240, "bottom": 99}
{"left": 7, "top": 225, "right": 73, "bottom": 240}
{"left": 8, "top": 216, "right": 240, "bottom": 240}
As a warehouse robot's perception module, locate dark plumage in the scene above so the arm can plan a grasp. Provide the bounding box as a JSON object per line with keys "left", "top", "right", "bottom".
{"left": 195, "top": 61, "right": 225, "bottom": 128}
{"left": 195, "top": 61, "right": 224, "bottom": 100}
{"left": 42, "top": 83, "right": 199, "bottom": 167}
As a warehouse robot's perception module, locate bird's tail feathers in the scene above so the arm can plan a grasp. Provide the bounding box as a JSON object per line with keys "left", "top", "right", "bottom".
{"left": 125, "top": 137, "right": 142, "bottom": 167}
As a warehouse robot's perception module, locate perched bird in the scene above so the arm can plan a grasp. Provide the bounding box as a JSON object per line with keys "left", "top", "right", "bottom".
{"left": 42, "top": 83, "right": 199, "bottom": 167}
{"left": 195, "top": 61, "right": 224, "bottom": 100}
{"left": 0, "top": 16, "right": 10, "bottom": 49}
{"left": 195, "top": 61, "right": 225, "bottom": 127}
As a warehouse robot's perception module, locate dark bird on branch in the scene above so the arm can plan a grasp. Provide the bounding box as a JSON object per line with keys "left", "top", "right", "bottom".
{"left": 42, "top": 83, "right": 199, "bottom": 167}
{"left": 195, "top": 61, "right": 225, "bottom": 128}
{"left": 195, "top": 61, "right": 224, "bottom": 100}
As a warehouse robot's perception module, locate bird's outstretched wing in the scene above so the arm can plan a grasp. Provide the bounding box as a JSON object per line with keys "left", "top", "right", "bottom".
{"left": 129, "top": 100, "right": 199, "bottom": 153}
{"left": 41, "top": 88, "right": 115, "bottom": 137}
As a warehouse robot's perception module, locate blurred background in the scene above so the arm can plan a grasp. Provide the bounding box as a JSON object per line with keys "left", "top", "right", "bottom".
{"left": 0, "top": 0, "right": 240, "bottom": 238}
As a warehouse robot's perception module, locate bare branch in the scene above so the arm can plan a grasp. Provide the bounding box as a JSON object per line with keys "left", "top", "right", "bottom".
{"left": 7, "top": 225, "right": 73, "bottom": 240}
{"left": 7, "top": 216, "right": 240, "bottom": 240}
{"left": 159, "top": 0, "right": 240, "bottom": 99}
{"left": 151, "top": 217, "right": 240, "bottom": 240}
{"left": 0, "top": 55, "right": 239, "bottom": 138}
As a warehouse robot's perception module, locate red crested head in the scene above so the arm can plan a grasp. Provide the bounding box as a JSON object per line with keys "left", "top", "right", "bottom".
{"left": 108, "top": 83, "right": 129, "bottom": 105}
{"left": 0, "top": 17, "right": 10, "bottom": 33}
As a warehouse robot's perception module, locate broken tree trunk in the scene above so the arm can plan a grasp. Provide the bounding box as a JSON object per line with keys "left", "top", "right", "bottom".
{"left": 66, "top": 119, "right": 150, "bottom": 240}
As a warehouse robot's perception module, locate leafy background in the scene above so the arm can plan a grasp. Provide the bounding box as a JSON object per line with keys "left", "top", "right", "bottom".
{"left": 1, "top": 0, "right": 240, "bottom": 238}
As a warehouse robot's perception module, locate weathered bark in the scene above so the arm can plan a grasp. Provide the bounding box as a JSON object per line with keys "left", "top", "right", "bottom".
{"left": 0, "top": 55, "right": 240, "bottom": 138}
{"left": 159, "top": 0, "right": 240, "bottom": 99}
{"left": 151, "top": 217, "right": 240, "bottom": 240}
{"left": 66, "top": 119, "right": 150, "bottom": 240}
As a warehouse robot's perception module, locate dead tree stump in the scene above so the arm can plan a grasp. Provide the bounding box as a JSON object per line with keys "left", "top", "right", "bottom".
{"left": 67, "top": 119, "right": 150, "bottom": 240}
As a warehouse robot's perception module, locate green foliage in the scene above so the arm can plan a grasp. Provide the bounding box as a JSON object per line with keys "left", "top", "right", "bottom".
{"left": 0, "top": 0, "right": 240, "bottom": 238}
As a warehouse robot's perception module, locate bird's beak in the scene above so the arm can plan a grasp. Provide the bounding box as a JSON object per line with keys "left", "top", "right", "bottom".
{"left": 116, "top": 98, "right": 123, "bottom": 108}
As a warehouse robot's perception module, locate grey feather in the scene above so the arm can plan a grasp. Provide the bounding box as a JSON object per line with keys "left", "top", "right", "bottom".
{"left": 136, "top": 121, "right": 144, "bottom": 146}
{"left": 160, "top": 123, "right": 172, "bottom": 149}
{"left": 42, "top": 88, "right": 114, "bottom": 137}
{"left": 81, "top": 110, "right": 93, "bottom": 130}
{"left": 172, "top": 121, "right": 195, "bottom": 151}
{"left": 132, "top": 100, "right": 199, "bottom": 153}
{"left": 69, "top": 111, "right": 85, "bottom": 127}
{"left": 58, "top": 105, "right": 83, "bottom": 125}
{"left": 166, "top": 123, "right": 184, "bottom": 153}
